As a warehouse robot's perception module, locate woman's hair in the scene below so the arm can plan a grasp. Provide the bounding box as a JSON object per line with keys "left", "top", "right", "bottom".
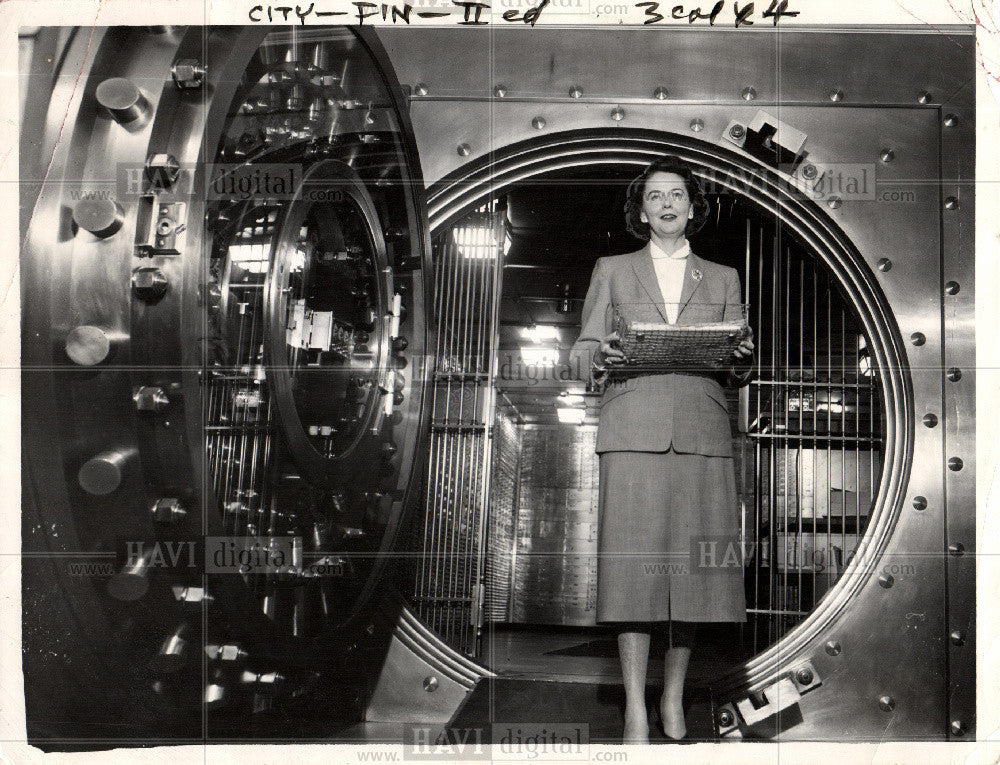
{"left": 624, "top": 156, "right": 710, "bottom": 240}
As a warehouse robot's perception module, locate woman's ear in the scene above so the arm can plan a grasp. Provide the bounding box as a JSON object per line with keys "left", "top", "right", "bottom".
{"left": 640, "top": 211, "right": 648, "bottom": 223}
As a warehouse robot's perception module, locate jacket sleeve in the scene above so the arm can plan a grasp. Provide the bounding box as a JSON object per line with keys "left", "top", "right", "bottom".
{"left": 722, "top": 267, "right": 755, "bottom": 389}
{"left": 569, "top": 258, "right": 611, "bottom": 387}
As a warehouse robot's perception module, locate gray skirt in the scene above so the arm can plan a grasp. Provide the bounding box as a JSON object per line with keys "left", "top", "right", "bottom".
{"left": 596, "top": 449, "right": 747, "bottom": 623}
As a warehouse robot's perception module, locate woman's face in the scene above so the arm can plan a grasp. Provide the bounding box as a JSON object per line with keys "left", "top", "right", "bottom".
{"left": 639, "top": 171, "right": 693, "bottom": 241}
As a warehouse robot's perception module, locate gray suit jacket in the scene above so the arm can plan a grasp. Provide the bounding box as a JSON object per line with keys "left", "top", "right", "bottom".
{"left": 570, "top": 246, "right": 753, "bottom": 455}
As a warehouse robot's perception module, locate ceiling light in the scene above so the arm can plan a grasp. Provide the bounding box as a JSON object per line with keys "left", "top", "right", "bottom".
{"left": 521, "top": 325, "right": 560, "bottom": 343}
{"left": 557, "top": 407, "right": 586, "bottom": 424}
{"left": 451, "top": 223, "right": 511, "bottom": 259}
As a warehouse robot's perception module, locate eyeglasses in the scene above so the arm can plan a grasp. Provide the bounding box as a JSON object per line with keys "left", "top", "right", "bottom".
{"left": 645, "top": 189, "right": 689, "bottom": 204}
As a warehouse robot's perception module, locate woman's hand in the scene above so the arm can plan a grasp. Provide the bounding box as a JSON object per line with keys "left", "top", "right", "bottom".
{"left": 598, "top": 331, "right": 626, "bottom": 365}
{"left": 733, "top": 326, "right": 755, "bottom": 360}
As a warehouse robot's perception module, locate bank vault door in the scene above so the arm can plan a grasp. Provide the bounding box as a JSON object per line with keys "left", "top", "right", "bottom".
{"left": 21, "top": 25, "right": 437, "bottom": 742}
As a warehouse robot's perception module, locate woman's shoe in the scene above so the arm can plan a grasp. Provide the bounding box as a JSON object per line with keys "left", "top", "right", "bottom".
{"left": 653, "top": 714, "right": 689, "bottom": 741}
{"left": 653, "top": 702, "right": 688, "bottom": 740}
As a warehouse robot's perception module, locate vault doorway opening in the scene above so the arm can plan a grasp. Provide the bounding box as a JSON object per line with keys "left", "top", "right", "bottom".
{"left": 407, "top": 132, "right": 903, "bottom": 691}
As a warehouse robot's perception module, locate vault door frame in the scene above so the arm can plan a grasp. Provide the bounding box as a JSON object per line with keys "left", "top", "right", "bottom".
{"left": 416, "top": 128, "right": 965, "bottom": 738}
{"left": 374, "top": 25, "right": 973, "bottom": 739}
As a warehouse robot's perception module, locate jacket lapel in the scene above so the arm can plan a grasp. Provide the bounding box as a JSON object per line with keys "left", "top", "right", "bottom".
{"left": 631, "top": 246, "right": 667, "bottom": 322}
{"left": 676, "top": 251, "right": 705, "bottom": 322}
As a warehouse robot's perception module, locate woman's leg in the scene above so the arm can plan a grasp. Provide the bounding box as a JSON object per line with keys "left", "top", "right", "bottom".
{"left": 617, "top": 628, "right": 651, "bottom": 743}
{"left": 660, "top": 621, "right": 697, "bottom": 739}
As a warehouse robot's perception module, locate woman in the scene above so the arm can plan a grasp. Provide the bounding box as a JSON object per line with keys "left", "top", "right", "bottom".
{"left": 570, "top": 156, "right": 754, "bottom": 743}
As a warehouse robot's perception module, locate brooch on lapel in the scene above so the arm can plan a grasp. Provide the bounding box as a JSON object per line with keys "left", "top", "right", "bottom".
{"left": 692, "top": 269, "right": 703, "bottom": 281}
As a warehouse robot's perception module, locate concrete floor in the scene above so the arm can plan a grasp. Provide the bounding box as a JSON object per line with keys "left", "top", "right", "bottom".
{"left": 481, "top": 623, "right": 748, "bottom": 683}
{"left": 339, "top": 624, "right": 750, "bottom": 743}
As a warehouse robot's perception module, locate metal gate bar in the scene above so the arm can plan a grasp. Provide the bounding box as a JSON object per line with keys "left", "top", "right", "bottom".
{"left": 743, "top": 217, "right": 884, "bottom": 655}
{"left": 412, "top": 203, "right": 505, "bottom": 656}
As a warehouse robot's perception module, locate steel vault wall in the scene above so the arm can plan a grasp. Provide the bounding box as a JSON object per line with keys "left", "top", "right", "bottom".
{"left": 376, "top": 26, "right": 976, "bottom": 740}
